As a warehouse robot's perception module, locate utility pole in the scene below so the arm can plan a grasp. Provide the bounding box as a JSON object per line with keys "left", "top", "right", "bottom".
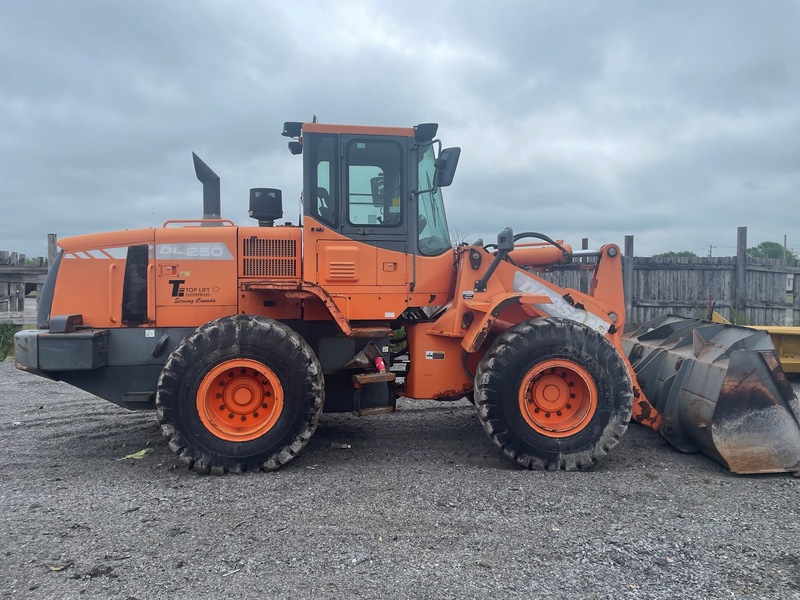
{"left": 707, "top": 244, "right": 716, "bottom": 258}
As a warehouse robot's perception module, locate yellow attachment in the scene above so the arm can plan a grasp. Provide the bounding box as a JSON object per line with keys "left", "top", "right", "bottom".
{"left": 711, "top": 311, "right": 800, "bottom": 374}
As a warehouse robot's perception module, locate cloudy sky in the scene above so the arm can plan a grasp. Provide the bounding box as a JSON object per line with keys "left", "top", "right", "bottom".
{"left": 1, "top": 1, "right": 798, "bottom": 259}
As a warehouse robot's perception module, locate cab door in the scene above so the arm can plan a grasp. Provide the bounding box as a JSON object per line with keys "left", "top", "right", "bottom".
{"left": 302, "top": 132, "right": 411, "bottom": 320}
{"left": 338, "top": 134, "right": 409, "bottom": 289}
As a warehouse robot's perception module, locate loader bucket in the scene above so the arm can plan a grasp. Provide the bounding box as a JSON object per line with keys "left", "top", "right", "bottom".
{"left": 623, "top": 315, "right": 800, "bottom": 475}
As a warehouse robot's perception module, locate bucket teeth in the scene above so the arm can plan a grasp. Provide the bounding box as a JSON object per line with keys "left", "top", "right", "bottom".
{"left": 623, "top": 316, "right": 800, "bottom": 475}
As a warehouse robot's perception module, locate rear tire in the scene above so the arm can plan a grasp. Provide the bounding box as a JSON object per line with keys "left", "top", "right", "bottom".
{"left": 156, "top": 315, "right": 323, "bottom": 474}
{"left": 474, "top": 318, "right": 632, "bottom": 470}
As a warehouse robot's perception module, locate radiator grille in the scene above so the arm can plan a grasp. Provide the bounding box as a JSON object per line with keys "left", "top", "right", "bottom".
{"left": 242, "top": 238, "right": 297, "bottom": 278}
{"left": 243, "top": 238, "right": 296, "bottom": 257}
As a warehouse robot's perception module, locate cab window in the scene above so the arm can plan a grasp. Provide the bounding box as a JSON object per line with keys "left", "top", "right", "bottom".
{"left": 312, "top": 135, "right": 337, "bottom": 226}
{"left": 346, "top": 140, "right": 403, "bottom": 227}
{"left": 417, "top": 143, "right": 452, "bottom": 256}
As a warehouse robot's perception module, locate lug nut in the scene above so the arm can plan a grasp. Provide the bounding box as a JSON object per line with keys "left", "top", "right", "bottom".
{"left": 241, "top": 416, "right": 246, "bottom": 421}
{"left": 228, "top": 413, "right": 234, "bottom": 419}
{"left": 253, "top": 412, "right": 259, "bottom": 418}
{"left": 219, "top": 404, "right": 225, "bottom": 410}
{"left": 261, "top": 402, "right": 268, "bottom": 408}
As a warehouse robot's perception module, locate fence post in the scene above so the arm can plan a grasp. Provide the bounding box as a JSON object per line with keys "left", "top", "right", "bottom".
{"left": 14, "top": 283, "right": 25, "bottom": 311}
{"left": 579, "top": 238, "right": 589, "bottom": 294}
{"left": 734, "top": 227, "right": 747, "bottom": 319}
{"left": 792, "top": 274, "right": 800, "bottom": 326}
{"left": 47, "top": 233, "right": 58, "bottom": 266}
{"left": 624, "top": 235, "right": 634, "bottom": 319}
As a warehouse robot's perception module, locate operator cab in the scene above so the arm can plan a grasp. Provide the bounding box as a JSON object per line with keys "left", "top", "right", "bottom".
{"left": 283, "top": 121, "right": 460, "bottom": 258}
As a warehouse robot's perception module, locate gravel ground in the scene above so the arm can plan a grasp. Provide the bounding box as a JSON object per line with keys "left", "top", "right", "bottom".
{"left": 1, "top": 358, "right": 799, "bottom": 600}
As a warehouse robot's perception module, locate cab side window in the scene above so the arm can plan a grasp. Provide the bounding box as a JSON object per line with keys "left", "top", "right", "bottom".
{"left": 346, "top": 140, "right": 403, "bottom": 227}
{"left": 312, "top": 135, "right": 337, "bottom": 226}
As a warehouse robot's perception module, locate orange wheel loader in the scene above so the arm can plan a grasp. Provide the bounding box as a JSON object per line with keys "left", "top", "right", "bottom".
{"left": 13, "top": 121, "right": 800, "bottom": 475}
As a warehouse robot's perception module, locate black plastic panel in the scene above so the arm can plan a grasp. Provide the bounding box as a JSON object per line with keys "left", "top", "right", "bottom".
{"left": 37, "top": 250, "right": 62, "bottom": 328}
{"left": 122, "top": 245, "right": 149, "bottom": 325}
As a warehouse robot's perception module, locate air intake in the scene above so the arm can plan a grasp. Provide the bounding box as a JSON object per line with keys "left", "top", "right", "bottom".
{"left": 249, "top": 188, "right": 283, "bottom": 227}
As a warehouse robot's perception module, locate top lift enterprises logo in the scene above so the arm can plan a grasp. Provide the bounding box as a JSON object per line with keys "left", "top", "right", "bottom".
{"left": 157, "top": 242, "right": 232, "bottom": 305}
{"left": 168, "top": 280, "right": 220, "bottom": 304}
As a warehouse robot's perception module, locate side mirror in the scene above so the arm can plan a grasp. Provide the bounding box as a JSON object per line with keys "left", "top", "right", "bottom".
{"left": 282, "top": 121, "right": 303, "bottom": 138}
{"left": 434, "top": 147, "right": 461, "bottom": 188}
{"left": 497, "top": 227, "right": 514, "bottom": 252}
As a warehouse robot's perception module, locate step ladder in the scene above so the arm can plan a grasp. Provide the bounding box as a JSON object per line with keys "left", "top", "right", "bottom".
{"left": 351, "top": 372, "right": 396, "bottom": 416}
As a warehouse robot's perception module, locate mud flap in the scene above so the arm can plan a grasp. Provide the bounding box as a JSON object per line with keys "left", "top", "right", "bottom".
{"left": 623, "top": 315, "right": 800, "bottom": 475}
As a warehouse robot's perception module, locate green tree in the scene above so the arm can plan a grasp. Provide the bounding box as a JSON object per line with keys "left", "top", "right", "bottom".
{"left": 653, "top": 250, "right": 697, "bottom": 258}
{"left": 747, "top": 241, "right": 797, "bottom": 263}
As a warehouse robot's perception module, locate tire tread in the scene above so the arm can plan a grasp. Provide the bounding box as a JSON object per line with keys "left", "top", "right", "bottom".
{"left": 474, "top": 318, "right": 633, "bottom": 471}
{"left": 156, "top": 316, "right": 323, "bottom": 474}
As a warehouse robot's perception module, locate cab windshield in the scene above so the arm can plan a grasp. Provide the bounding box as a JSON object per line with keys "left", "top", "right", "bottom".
{"left": 417, "top": 144, "right": 452, "bottom": 256}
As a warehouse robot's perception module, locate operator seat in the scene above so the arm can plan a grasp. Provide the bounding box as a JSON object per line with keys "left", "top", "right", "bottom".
{"left": 317, "top": 187, "right": 335, "bottom": 223}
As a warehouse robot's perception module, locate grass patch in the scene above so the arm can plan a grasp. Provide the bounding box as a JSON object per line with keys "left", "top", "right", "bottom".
{"left": 0, "top": 323, "right": 19, "bottom": 362}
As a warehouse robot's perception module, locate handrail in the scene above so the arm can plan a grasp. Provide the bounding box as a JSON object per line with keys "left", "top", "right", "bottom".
{"left": 161, "top": 219, "right": 236, "bottom": 228}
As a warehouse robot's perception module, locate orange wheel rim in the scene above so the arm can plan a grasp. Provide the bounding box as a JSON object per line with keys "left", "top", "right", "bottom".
{"left": 518, "top": 359, "right": 597, "bottom": 438}
{"left": 196, "top": 359, "right": 284, "bottom": 442}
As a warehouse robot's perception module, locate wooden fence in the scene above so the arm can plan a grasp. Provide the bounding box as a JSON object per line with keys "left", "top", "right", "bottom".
{"left": 0, "top": 235, "right": 55, "bottom": 318}
{"left": 626, "top": 255, "right": 798, "bottom": 325}
{"left": 0, "top": 252, "right": 49, "bottom": 314}
{"left": 543, "top": 228, "right": 800, "bottom": 326}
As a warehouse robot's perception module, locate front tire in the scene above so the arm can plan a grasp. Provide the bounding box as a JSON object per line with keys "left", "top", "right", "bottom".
{"left": 156, "top": 315, "right": 324, "bottom": 474}
{"left": 474, "top": 318, "right": 632, "bottom": 470}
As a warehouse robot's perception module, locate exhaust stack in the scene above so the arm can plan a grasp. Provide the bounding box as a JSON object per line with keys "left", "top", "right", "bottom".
{"left": 192, "top": 152, "right": 221, "bottom": 223}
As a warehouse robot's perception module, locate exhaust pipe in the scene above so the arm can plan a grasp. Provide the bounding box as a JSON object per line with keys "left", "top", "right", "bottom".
{"left": 192, "top": 152, "right": 221, "bottom": 223}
